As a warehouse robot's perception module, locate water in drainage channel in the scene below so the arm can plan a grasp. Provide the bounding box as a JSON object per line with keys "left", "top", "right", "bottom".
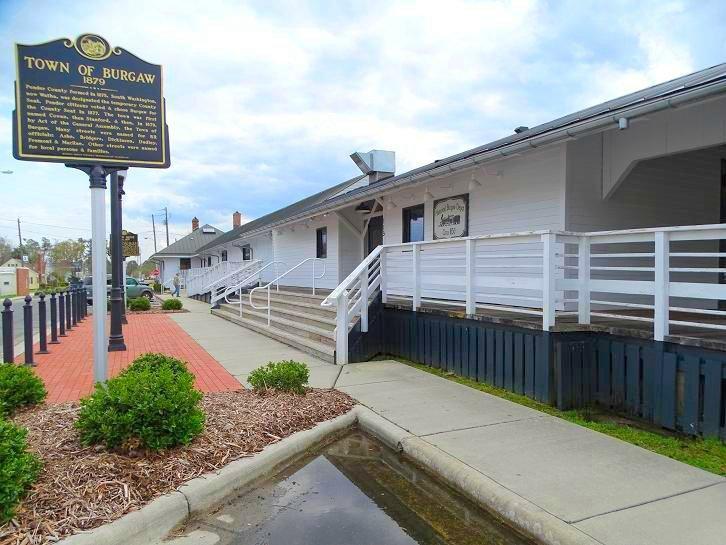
{"left": 169, "top": 430, "right": 537, "bottom": 545}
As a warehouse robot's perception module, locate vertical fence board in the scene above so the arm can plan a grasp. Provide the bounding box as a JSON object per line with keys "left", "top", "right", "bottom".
{"left": 681, "top": 355, "right": 700, "bottom": 436}
{"left": 626, "top": 344, "right": 641, "bottom": 415}
{"left": 495, "top": 330, "right": 505, "bottom": 388}
{"left": 486, "top": 329, "right": 495, "bottom": 384}
{"left": 597, "top": 339, "right": 611, "bottom": 406}
{"left": 702, "top": 359, "right": 722, "bottom": 438}
{"left": 641, "top": 347, "right": 656, "bottom": 421}
{"left": 476, "top": 328, "right": 486, "bottom": 382}
{"left": 572, "top": 344, "right": 583, "bottom": 408}
{"left": 535, "top": 334, "right": 550, "bottom": 403}
{"left": 514, "top": 333, "right": 524, "bottom": 395}
{"left": 468, "top": 327, "right": 478, "bottom": 380}
{"left": 525, "top": 335, "right": 535, "bottom": 398}
{"left": 612, "top": 342, "right": 626, "bottom": 407}
{"left": 660, "top": 352, "right": 678, "bottom": 430}
{"left": 504, "top": 331, "right": 514, "bottom": 391}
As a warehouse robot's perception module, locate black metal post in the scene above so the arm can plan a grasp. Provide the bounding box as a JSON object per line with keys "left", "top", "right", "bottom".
{"left": 50, "top": 291, "right": 59, "bottom": 344}
{"left": 108, "top": 171, "right": 126, "bottom": 351}
{"left": 65, "top": 289, "right": 72, "bottom": 331}
{"left": 119, "top": 174, "right": 128, "bottom": 325}
{"left": 79, "top": 287, "right": 85, "bottom": 319}
{"left": 58, "top": 289, "right": 66, "bottom": 337}
{"left": 2, "top": 299, "right": 13, "bottom": 363}
{"left": 71, "top": 287, "right": 78, "bottom": 327}
{"left": 37, "top": 293, "right": 48, "bottom": 354}
{"left": 23, "top": 295, "right": 34, "bottom": 366}
{"left": 84, "top": 287, "right": 89, "bottom": 318}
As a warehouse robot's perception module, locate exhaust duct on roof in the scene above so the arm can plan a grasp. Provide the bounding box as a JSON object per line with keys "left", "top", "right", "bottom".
{"left": 350, "top": 149, "right": 396, "bottom": 185}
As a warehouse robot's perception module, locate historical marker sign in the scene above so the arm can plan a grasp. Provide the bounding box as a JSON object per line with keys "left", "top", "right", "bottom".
{"left": 13, "top": 34, "right": 169, "bottom": 168}
{"left": 121, "top": 230, "right": 139, "bottom": 257}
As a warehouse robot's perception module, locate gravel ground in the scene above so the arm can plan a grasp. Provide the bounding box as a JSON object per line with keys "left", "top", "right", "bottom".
{"left": 1, "top": 389, "right": 356, "bottom": 545}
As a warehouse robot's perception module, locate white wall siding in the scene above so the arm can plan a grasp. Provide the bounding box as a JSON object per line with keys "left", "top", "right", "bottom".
{"left": 271, "top": 215, "right": 339, "bottom": 289}
{"left": 382, "top": 144, "right": 567, "bottom": 245}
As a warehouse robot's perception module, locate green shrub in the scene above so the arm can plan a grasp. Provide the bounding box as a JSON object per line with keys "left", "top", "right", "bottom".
{"left": 0, "top": 418, "right": 42, "bottom": 523}
{"left": 123, "top": 353, "right": 189, "bottom": 377}
{"left": 75, "top": 360, "right": 205, "bottom": 451}
{"left": 152, "top": 281, "right": 162, "bottom": 293}
{"left": 248, "top": 360, "right": 310, "bottom": 394}
{"left": 128, "top": 297, "right": 151, "bottom": 311}
{"left": 0, "top": 364, "right": 47, "bottom": 416}
{"left": 161, "top": 298, "right": 183, "bottom": 311}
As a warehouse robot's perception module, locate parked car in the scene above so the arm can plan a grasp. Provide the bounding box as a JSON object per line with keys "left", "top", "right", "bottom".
{"left": 84, "top": 276, "right": 153, "bottom": 304}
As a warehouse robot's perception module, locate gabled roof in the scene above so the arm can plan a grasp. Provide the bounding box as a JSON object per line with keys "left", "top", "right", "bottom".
{"left": 201, "top": 62, "right": 726, "bottom": 246}
{"left": 151, "top": 224, "right": 224, "bottom": 258}
{"left": 196, "top": 175, "right": 365, "bottom": 253}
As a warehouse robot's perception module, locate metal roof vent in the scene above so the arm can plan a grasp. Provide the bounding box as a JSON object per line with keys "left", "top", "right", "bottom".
{"left": 350, "top": 149, "right": 396, "bottom": 185}
{"left": 514, "top": 126, "right": 529, "bottom": 134}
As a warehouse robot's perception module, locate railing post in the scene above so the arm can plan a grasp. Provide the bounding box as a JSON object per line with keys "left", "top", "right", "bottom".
{"left": 542, "top": 233, "right": 556, "bottom": 330}
{"left": 2, "top": 299, "right": 13, "bottom": 363}
{"left": 465, "top": 238, "right": 475, "bottom": 315}
{"left": 23, "top": 295, "right": 34, "bottom": 366}
{"left": 380, "top": 249, "right": 387, "bottom": 304}
{"left": 336, "top": 291, "right": 349, "bottom": 365}
{"left": 360, "top": 264, "right": 369, "bottom": 332}
{"left": 50, "top": 291, "right": 59, "bottom": 344}
{"left": 37, "top": 293, "right": 49, "bottom": 355}
{"left": 267, "top": 286, "right": 271, "bottom": 326}
{"left": 654, "top": 231, "right": 669, "bottom": 341}
{"left": 58, "top": 289, "right": 66, "bottom": 337}
{"left": 578, "top": 236, "right": 591, "bottom": 325}
{"left": 312, "top": 260, "right": 316, "bottom": 296}
{"left": 413, "top": 244, "right": 421, "bottom": 311}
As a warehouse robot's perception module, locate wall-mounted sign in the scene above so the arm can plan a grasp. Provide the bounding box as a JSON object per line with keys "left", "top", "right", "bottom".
{"left": 121, "top": 230, "right": 139, "bottom": 257}
{"left": 433, "top": 194, "right": 469, "bottom": 240}
{"left": 13, "top": 34, "right": 169, "bottom": 168}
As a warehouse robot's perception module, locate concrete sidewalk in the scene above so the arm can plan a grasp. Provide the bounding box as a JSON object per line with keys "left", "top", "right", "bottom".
{"left": 172, "top": 295, "right": 726, "bottom": 545}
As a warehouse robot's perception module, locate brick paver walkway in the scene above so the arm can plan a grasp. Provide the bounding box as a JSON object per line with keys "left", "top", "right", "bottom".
{"left": 17, "top": 313, "right": 241, "bottom": 403}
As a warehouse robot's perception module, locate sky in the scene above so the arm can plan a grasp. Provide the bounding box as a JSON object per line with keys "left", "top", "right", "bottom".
{"left": 1, "top": 0, "right": 725, "bottom": 262}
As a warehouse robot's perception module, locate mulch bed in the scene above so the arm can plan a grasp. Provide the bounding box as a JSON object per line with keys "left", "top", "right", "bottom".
{"left": 1, "top": 389, "right": 356, "bottom": 545}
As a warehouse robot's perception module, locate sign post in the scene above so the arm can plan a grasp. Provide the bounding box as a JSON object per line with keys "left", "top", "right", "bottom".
{"left": 13, "top": 34, "right": 170, "bottom": 382}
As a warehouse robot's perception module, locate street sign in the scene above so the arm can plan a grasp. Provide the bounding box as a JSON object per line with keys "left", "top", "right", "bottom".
{"left": 121, "top": 230, "right": 139, "bottom": 257}
{"left": 21, "top": 255, "right": 28, "bottom": 262}
{"left": 13, "top": 34, "right": 170, "bottom": 168}
{"left": 151, "top": 268, "right": 160, "bottom": 277}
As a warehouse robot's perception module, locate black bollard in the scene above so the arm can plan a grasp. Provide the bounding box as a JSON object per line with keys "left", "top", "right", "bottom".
{"left": 23, "top": 295, "right": 34, "bottom": 366}
{"left": 50, "top": 291, "right": 59, "bottom": 344}
{"left": 58, "top": 290, "right": 66, "bottom": 337}
{"left": 70, "top": 288, "right": 78, "bottom": 327}
{"left": 37, "top": 293, "right": 48, "bottom": 354}
{"left": 65, "top": 289, "right": 72, "bottom": 331}
{"left": 81, "top": 288, "right": 87, "bottom": 319}
{"left": 2, "top": 299, "right": 13, "bottom": 363}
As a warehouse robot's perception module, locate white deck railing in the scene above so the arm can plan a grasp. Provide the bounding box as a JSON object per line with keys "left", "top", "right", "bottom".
{"left": 324, "top": 224, "right": 726, "bottom": 364}
{"left": 209, "top": 260, "right": 268, "bottom": 306}
{"left": 186, "top": 261, "right": 244, "bottom": 296}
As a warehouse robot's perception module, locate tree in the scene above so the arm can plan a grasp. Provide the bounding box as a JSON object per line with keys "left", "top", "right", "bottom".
{"left": 139, "top": 260, "right": 157, "bottom": 278}
{"left": 126, "top": 260, "right": 139, "bottom": 276}
{"left": 49, "top": 239, "right": 88, "bottom": 278}
{"left": 0, "top": 236, "right": 13, "bottom": 265}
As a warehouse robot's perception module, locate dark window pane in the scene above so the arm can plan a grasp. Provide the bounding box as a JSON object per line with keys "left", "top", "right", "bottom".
{"left": 242, "top": 246, "right": 252, "bottom": 261}
{"left": 316, "top": 227, "right": 327, "bottom": 258}
{"left": 221, "top": 250, "right": 228, "bottom": 262}
{"left": 403, "top": 205, "right": 425, "bottom": 243}
{"left": 180, "top": 258, "right": 191, "bottom": 270}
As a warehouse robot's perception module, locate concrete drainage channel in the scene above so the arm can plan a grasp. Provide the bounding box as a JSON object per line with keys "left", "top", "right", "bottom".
{"left": 58, "top": 406, "right": 599, "bottom": 545}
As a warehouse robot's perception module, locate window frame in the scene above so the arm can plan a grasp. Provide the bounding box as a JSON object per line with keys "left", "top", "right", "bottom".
{"left": 241, "top": 245, "right": 252, "bottom": 261}
{"left": 316, "top": 227, "right": 328, "bottom": 259}
{"left": 179, "top": 258, "right": 191, "bottom": 271}
{"left": 221, "top": 250, "right": 228, "bottom": 262}
{"left": 402, "top": 204, "right": 425, "bottom": 243}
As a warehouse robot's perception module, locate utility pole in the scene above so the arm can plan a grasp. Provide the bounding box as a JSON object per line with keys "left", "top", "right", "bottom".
{"left": 151, "top": 214, "right": 158, "bottom": 253}
{"left": 17, "top": 217, "right": 22, "bottom": 247}
{"left": 164, "top": 206, "right": 169, "bottom": 247}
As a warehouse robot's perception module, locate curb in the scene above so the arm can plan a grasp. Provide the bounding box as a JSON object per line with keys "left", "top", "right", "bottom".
{"left": 58, "top": 409, "right": 357, "bottom": 545}
{"left": 355, "top": 405, "right": 600, "bottom": 545}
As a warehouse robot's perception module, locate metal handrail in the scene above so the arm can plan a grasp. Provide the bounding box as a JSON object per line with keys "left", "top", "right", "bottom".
{"left": 322, "top": 246, "right": 382, "bottom": 306}
{"left": 205, "top": 260, "right": 260, "bottom": 292}
{"left": 211, "top": 260, "right": 284, "bottom": 307}
{"left": 249, "top": 258, "right": 326, "bottom": 325}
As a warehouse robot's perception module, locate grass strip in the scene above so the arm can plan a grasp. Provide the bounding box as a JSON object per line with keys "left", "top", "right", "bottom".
{"left": 396, "top": 359, "right": 726, "bottom": 476}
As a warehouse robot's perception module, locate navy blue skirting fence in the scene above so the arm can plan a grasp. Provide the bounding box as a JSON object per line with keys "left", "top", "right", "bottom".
{"left": 350, "top": 306, "right": 726, "bottom": 441}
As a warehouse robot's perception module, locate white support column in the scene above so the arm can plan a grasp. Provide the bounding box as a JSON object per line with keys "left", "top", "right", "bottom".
{"left": 578, "top": 236, "right": 591, "bottom": 325}
{"left": 541, "top": 233, "right": 556, "bottom": 330}
{"left": 412, "top": 244, "right": 421, "bottom": 311}
{"left": 336, "top": 291, "right": 349, "bottom": 365}
{"left": 380, "top": 249, "right": 387, "bottom": 304}
{"left": 465, "top": 238, "right": 475, "bottom": 315}
{"left": 654, "top": 230, "right": 670, "bottom": 341}
{"left": 360, "top": 264, "right": 369, "bottom": 332}
{"left": 90, "top": 171, "right": 108, "bottom": 383}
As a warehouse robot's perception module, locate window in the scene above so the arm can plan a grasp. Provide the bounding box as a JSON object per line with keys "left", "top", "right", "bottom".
{"left": 403, "top": 204, "right": 425, "bottom": 243}
{"left": 207, "top": 256, "right": 212, "bottom": 267}
{"left": 126, "top": 278, "right": 138, "bottom": 286}
{"left": 221, "top": 250, "right": 228, "bottom": 262}
{"left": 179, "top": 258, "right": 191, "bottom": 270}
{"left": 316, "top": 227, "right": 327, "bottom": 258}
{"left": 242, "top": 245, "right": 252, "bottom": 261}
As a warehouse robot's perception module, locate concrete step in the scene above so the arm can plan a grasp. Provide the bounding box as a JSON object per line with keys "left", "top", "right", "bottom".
{"left": 246, "top": 291, "right": 336, "bottom": 319}
{"left": 211, "top": 308, "right": 335, "bottom": 363}
{"left": 248, "top": 288, "right": 329, "bottom": 307}
{"left": 216, "top": 303, "right": 336, "bottom": 344}
{"left": 220, "top": 300, "right": 337, "bottom": 332}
